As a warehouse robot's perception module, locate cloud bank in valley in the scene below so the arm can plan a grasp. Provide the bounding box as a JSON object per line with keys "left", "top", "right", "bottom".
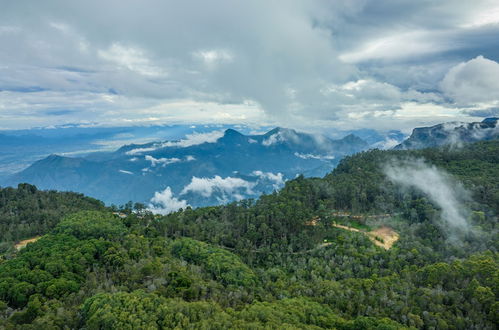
{"left": 148, "top": 170, "right": 286, "bottom": 214}
{"left": 181, "top": 176, "right": 256, "bottom": 202}
{"left": 148, "top": 187, "right": 189, "bottom": 215}
{"left": 383, "top": 158, "right": 472, "bottom": 237}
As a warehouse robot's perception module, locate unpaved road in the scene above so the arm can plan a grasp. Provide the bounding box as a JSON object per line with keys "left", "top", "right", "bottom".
{"left": 332, "top": 224, "right": 399, "bottom": 250}
{"left": 14, "top": 236, "right": 41, "bottom": 251}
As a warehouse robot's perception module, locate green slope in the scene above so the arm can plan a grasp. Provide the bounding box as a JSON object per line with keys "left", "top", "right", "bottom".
{"left": 0, "top": 140, "right": 497, "bottom": 329}
{"left": 0, "top": 183, "right": 106, "bottom": 253}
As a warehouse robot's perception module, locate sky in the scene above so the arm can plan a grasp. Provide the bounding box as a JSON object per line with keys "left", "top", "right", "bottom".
{"left": 1, "top": 0, "right": 499, "bottom": 132}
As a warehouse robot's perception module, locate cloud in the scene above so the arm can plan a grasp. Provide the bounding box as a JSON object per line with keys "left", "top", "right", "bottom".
{"left": 125, "top": 146, "right": 160, "bottom": 155}
{"left": 294, "top": 152, "right": 335, "bottom": 160}
{"left": 443, "top": 120, "right": 499, "bottom": 146}
{"left": 193, "top": 49, "right": 233, "bottom": 69}
{"left": 179, "top": 171, "right": 287, "bottom": 204}
{"left": 371, "top": 138, "right": 402, "bottom": 150}
{"left": 339, "top": 31, "right": 454, "bottom": 64}
{"left": 148, "top": 187, "right": 189, "bottom": 215}
{"left": 262, "top": 133, "right": 285, "bottom": 146}
{"left": 162, "top": 130, "right": 225, "bottom": 148}
{"left": 144, "top": 155, "right": 181, "bottom": 167}
{"left": 384, "top": 158, "right": 471, "bottom": 239}
{"left": 1, "top": 1, "right": 499, "bottom": 130}
{"left": 98, "top": 42, "right": 167, "bottom": 77}
{"left": 126, "top": 130, "right": 226, "bottom": 155}
{"left": 461, "top": 5, "right": 499, "bottom": 28}
{"left": 181, "top": 175, "right": 255, "bottom": 201}
{"left": 118, "top": 169, "right": 133, "bottom": 175}
{"left": 440, "top": 56, "right": 499, "bottom": 105}
{"left": 251, "top": 170, "right": 285, "bottom": 190}
{"left": 262, "top": 129, "right": 302, "bottom": 146}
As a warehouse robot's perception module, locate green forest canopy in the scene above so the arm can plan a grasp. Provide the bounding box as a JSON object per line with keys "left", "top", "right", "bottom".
{"left": 0, "top": 140, "right": 497, "bottom": 329}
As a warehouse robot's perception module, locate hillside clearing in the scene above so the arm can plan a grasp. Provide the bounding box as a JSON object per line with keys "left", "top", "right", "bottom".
{"left": 332, "top": 224, "right": 399, "bottom": 250}
{"left": 14, "top": 236, "right": 41, "bottom": 251}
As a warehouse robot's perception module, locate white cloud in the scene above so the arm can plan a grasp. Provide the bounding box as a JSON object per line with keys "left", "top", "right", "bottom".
{"left": 262, "top": 133, "right": 285, "bottom": 146}
{"left": 371, "top": 138, "right": 401, "bottom": 150}
{"left": 322, "top": 79, "right": 441, "bottom": 104}
{"left": 118, "top": 169, "right": 133, "bottom": 175}
{"left": 148, "top": 187, "right": 189, "bottom": 215}
{"left": 1, "top": 1, "right": 499, "bottom": 130}
{"left": 440, "top": 56, "right": 499, "bottom": 104}
{"left": 384, "top": 158, "right": 472, "bottom": 239}
{"left": 252, "top": 170, "right": 285, "bottom": 189}
{"left": 331, "top": 102, "right": 480, "bottom": 133}
{"left": 262, "top": 129, "right": 302, "bottom": 147}
{"left": 125, "top": 146, "right": 159, "bottom": 155}
{"left": 145, "top": 155, "right": 181, "bottom": 167}
{"left": 181, "top": 175, "right": 255, "bottom": 198}
{"left": 163, "top": 130, "right": 226, "bottom": 148}
{"left": 193, "top": 49, "right": 233, "bottom": 67}
{"left": 125, "top": 130, "right": 226, "bottom": 155}
{"left": 173, "top": 172, "right": 286, "bottom": 204}
{"left": 430, "top": 120, "right": 499, "bottom": 148}
{"left": 98, "top": 42, "right": 166, "bottom": 77}
{"left": 339, "top": 31, "right": 452, "bottom": 63}
{"left": 461, "top": 5, "right": 499, "bottom": 28}
{"left": 294, "top": 152, "right": 335, "bottom": 160}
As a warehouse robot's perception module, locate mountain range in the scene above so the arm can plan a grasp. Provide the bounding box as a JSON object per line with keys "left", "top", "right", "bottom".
{"left": 3, "top": 118, "right": 498, "bottom": 210}
{"left": 0, "top": 124, "right": 248, "bottom": 177}
{"left": 2, "top": 127, "right": 368, "bottom": 209}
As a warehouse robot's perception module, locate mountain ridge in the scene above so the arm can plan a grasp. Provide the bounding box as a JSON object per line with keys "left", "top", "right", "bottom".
{"left": 395, "top": 117, "right": 499, "bottom": 150}
{"left": 3, "top": 127, "right": 368, "bottom": 207}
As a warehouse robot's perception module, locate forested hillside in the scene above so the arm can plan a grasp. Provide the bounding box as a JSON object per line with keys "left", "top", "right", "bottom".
{"left": 0, "top": 184, "right": 105, "bottom": 254}
{"left": 0, "top": 141, "right": 497, "bottom": 329}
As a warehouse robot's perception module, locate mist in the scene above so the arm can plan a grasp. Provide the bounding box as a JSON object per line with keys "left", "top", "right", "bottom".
{"left": 383, "top": 158, "right": 472, "bottom": 238}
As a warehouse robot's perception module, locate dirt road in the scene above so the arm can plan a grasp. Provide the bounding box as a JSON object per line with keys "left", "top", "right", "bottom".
{"left": 332, "top": 224, "right": 399, "bottom": 249}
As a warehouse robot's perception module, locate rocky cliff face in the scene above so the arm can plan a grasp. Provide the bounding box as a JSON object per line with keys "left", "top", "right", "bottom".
{"left": 395, "top": 118, "right": 498, "bottom": 150}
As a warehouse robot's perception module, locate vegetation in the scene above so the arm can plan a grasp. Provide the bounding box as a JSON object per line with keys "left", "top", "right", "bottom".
{"left": 0, "top": 183, "right": 105, "bottom": 253}
{"left": 0, "top": 140, "right": 497, "bottom": 329}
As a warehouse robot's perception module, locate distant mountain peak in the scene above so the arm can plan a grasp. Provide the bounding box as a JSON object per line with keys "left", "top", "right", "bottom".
{"left": 482, "top": 117, "right": 498, "bottom": 124}
{"left": 341, "top": 134, "right": 366, "bottom": 143}
{"left": 264, "top": 127, "right": 296, "bottom": 136}
{"left": 219, "top": 129, "right": 247, "bottom": 145}
{"left": 395, "top": 118, "right": 499, "bottom": 150}
{"left": 40, "top": 154, "right": 72, "bottom": 164}
{"left": 223, "top": 128, "right": 244, "bottom": 137}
